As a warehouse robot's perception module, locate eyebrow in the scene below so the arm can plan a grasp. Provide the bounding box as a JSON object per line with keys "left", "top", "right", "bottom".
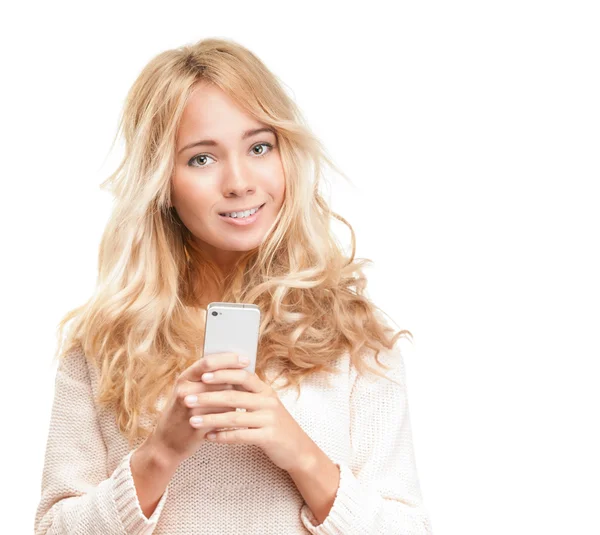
{"left": 177, "top": 127, "right": 276, "bottom": 155}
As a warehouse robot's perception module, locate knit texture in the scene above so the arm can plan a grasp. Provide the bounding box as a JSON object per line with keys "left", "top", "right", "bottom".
{"left": 34, "top": 344, "right": 432, "bottom": 534}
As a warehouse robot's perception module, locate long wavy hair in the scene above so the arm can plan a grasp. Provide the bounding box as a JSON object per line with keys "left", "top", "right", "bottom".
{"left": 54, "top": 37, "right": 413, "bottom": 448}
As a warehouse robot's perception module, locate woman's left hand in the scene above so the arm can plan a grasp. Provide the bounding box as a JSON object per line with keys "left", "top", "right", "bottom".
{"left": 184, "top": 365, "right": 317, "bottom": 473}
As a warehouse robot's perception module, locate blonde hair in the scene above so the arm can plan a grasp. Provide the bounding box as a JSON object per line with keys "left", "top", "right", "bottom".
{"left": 54, "top": 37, "right": 412, "bottom": 448}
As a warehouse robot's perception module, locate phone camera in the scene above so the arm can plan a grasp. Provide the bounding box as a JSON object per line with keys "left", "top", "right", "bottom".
{"left": 211, "top": 311, "right": 218, "bottom": 316}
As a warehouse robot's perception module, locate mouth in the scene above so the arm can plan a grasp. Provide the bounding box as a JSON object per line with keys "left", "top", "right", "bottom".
{"left": 218, "top": 202, "right": 266, "bottom": 217}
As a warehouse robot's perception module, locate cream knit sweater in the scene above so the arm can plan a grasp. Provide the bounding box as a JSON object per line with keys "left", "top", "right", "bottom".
{"left": 34, "top": 344, "right": 433, "bottom": 534}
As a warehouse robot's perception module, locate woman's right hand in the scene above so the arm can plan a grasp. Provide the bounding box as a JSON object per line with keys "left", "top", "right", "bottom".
{"left": 147, "top": 352, "right": 249, "bottom": 467}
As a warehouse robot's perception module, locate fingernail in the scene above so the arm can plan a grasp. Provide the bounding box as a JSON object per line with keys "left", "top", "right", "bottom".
{"left": 202, "top": 372, "right": 214, "bottom": 381}
{"left": 191, "top": 416, "right": 203, "bottom": 425}
{"left": 239, "top": 356, "right": 250, "bottom": 365}
{"left": 185, "top": 395, "right": 198, "bottom": 405}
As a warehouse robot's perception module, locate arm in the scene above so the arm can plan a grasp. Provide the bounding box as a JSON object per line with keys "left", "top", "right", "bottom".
{"left": 287, "top": 442, "right": 340, "bottom": 524}
{"left": 130, "top": 435, "right": 179, "bottom": 519}
{"left": 34, "top": 348, "right": 170, "bottom": 535}
{"left": 299, "top": 346, "right": 433, "bottom": 534}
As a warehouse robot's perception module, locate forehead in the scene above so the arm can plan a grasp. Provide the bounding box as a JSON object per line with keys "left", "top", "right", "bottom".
{"left": 178, "top": 83, "right": 259, "bottom": 138}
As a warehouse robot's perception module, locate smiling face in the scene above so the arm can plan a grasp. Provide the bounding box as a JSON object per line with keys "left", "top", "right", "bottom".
{"left": 171, "top": 82, "right": 286, "bottom": 273}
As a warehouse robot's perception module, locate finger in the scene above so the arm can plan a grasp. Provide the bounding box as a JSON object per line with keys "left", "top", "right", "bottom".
{"left": 200, "top": 369, "right": 265, "bottom": 393}
{"left": 205, "top": 427, "right": 259, "bottom": 443}
{"left": 189, "top": 409, "right": 266, "bottom": 430}
{"left": 198, "top": 406, "right": 232, "bottom": 416}
{"left": 186, "top": 388, "right": 266, "bottom": 411}
{"left": 202, "top": 383, "right": 234, "bottom": 392}
{"left": 177, "top": 382, "right": 233, "bottom": 406}
{"left": 181, "top": 352, "right": 248, "bottom": 382}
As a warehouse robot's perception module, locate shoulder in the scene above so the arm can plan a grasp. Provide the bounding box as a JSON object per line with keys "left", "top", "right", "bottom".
{"left": 350, "top": 341, "right": 410, "bottom": 390}
{"left": 55, "top": 345, "right": 89, "bottom": 379}
{"left": 54, "top": 345, "right": 102, "bottom": 395}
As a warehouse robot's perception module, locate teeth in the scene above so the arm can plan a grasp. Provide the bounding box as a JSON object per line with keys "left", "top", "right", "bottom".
{"left": 223, "top": 205, "right": 260, "bottom": 219}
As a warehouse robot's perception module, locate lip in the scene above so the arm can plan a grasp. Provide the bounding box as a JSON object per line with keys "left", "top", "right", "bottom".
{"left": 219, "top": 202, "right": 264, "bottom": 215}
{"left": 218, "top": 203, "right": 265, "bottom": 226}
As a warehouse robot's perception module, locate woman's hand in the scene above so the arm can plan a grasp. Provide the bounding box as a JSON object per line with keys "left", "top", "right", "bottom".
{"left": 147, "top": 352, "right": 248, "bottom": 467}
{"left": 185, "top": 360, "right": 318, "bottom": 473}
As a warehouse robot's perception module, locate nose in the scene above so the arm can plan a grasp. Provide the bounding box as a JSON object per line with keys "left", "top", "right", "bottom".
{"left": 222, "top": 158, "right": 256, "bottom": 198}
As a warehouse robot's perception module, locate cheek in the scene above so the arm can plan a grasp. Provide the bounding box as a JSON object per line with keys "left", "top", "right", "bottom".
{"left": 267, "top": 162, "right": 286, "bottom": 203}
{"left": 270, "top": 175, "right": 284, "bottom": 196}
{"left": 172, "top": 170, "right": 213, "bottom": 209}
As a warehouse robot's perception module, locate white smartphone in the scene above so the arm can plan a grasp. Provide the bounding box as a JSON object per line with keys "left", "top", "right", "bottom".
{"left": 202, "top": 302, "right": 261, "bottom": 375}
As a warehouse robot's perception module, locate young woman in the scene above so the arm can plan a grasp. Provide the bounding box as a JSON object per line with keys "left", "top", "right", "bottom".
{"left": 34, "top": 37, "right": 433, "bottom": 534}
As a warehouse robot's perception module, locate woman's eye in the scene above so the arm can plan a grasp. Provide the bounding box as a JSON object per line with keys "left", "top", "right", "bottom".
{"left": 188, "top": 154, "right": 216, "bottom": 168}
{"left": 188, "top": 142, "right": 274, "bottom": 168}
{"left": 251, "top": 142, "right": 273, "bottom": 156}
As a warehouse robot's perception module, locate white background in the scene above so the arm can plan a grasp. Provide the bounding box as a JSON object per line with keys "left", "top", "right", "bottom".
{"left": 1, "top": 1, "right": 598, "bottom": 533}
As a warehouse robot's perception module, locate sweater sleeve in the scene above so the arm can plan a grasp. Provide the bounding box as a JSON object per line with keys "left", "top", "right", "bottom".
{"left": 34, "top": 349, "right": 169, "bottom": 535}
{"left": 299, "top": 346, "right": 433, "bottom": 534}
